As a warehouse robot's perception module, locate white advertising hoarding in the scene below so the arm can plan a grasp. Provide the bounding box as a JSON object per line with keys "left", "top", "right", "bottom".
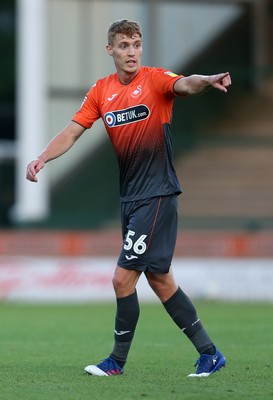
{"left": 0, "top": 257, "right": 272, "bottom": 303}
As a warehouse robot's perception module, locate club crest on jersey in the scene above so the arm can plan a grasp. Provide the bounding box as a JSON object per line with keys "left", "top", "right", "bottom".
{"left": 104, "top": 105, "right": 150, "bottom": 128}
{"left": 131, "top": 85, "right": 142, "bottom": 98}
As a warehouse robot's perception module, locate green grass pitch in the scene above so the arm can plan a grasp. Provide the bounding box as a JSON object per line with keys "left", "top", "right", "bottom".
{"left": 1, "top": 301, "right": 272, "bottom": 400}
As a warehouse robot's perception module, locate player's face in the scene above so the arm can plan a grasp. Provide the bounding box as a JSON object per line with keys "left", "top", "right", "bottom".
{"left": 107, "top": 34, "right": 142, "bottom": 83}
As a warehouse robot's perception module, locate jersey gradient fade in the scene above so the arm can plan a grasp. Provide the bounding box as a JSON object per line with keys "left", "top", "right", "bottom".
{"left": 72, "top": 66, "right": 183, "bottom": 202}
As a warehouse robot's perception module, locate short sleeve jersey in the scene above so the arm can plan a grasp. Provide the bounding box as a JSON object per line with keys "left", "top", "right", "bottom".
{"left": 72, "top": 66, "right": 183, "bottom": 202}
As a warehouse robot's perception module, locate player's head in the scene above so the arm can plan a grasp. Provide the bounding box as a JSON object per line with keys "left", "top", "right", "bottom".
{"left": 106, "top": 20, "right": 142, "bottom": 82}
{"left": 107, "top": 20, "right": 142, "bottom": 46}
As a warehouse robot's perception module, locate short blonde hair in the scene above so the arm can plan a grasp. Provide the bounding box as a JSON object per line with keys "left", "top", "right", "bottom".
{"left": 107, "top": 19, "right": 142, "bottom": 45}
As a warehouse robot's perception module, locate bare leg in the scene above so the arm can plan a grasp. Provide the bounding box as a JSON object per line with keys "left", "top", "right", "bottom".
{"left": 145, "top": 268, "right": 178, "bottom": 302}
{"left": 112, "top": 265, "right": 142, "bottom": 298}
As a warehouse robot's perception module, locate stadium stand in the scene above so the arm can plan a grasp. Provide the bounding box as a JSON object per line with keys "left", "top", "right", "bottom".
{"left": 176, "top": 85, "right": 273, "bottom": 230}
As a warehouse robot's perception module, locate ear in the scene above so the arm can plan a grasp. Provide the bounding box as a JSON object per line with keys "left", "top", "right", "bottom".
{"left": 106, "top": 45, "right": 113, "bottom": 56}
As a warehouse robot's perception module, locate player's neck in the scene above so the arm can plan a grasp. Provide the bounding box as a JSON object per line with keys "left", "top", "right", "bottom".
{"left": 117, "top": 68, "right": 141, "bottom": 85}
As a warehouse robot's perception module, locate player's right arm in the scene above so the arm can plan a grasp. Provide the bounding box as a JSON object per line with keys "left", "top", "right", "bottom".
{"left": 26, "top": 121, "right": 86, "bottom": 182}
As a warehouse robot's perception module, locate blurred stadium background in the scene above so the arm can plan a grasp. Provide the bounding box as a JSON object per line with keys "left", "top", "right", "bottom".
{"left": 0, "top": 0, "right": 273, "bottom": 303}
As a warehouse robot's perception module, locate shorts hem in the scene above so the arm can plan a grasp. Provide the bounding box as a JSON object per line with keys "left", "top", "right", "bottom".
{"left": 117, "top": 263, "right": 171, "bottom": 274}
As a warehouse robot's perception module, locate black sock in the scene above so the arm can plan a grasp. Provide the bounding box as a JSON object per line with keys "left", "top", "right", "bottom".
{"left": 110, "top": 290, "right": 140, "bottom": 365}
{"left": 190, "top": 329, "right": 216, "bottom": 355}
{"left": 163, "top": 286, "right": 215, "bottom": 355}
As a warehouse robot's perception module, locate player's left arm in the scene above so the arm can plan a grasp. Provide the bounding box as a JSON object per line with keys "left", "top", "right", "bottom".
{"left": 174, "top": 72, "right": 231, "bottom": 96}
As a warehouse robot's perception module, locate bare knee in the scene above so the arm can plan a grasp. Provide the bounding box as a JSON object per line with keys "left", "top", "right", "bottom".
{"left": 112, "top": 274, "right": 129, "bottom": 295}
{"left": 112, "top": 266, "right": 142, "bottom": 298}
{"left": 146, "top": 270, "right": 178, "bottom": 302}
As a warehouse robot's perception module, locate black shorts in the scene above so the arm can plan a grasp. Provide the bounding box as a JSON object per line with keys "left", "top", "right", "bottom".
{"left": 117, "top": 195, "right": 178, "bottom": 274}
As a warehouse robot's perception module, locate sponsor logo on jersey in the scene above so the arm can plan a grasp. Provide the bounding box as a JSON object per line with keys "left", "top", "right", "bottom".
{"left": 104, "top": 104, "right": 150, "bottom": 128}
{"left": 164, "top": 71, "right": 178, "bottom": 78}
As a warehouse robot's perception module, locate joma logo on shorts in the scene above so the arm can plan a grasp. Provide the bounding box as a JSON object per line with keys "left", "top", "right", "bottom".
{"left": 104, "top": 105, "right": 150, "bottom": 127}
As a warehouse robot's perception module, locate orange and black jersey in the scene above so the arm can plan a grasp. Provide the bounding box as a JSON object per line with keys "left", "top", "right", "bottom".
{"left": 72, "top": 66, "right": 184, "bottom": 202}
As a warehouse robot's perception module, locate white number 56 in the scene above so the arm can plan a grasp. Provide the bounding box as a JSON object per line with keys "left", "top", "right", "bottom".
{"left": 124, "top": 230, "right": 147, "bottom": 255}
